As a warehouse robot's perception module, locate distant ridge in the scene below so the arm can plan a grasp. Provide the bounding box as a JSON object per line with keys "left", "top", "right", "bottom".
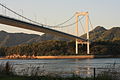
{"left": 99, "top": 27, "right": 120, "bottom": 41}
{"left": 0, "top": 26, "right": 120, "bottom": 46}
{"left": 0, "top": 31, "right": 69, "bottom": 47}
{"left": 0, "top": 31, "right": 41, "bottom": 46}
{"left": 81, "top": 26, "right": 120, "bottom": 41}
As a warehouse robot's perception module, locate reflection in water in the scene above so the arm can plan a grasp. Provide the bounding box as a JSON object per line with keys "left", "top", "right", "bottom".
{"left": 74, "top": 59, "right": 80, "bottom": 75}
{"left": 73, "top": 59, "right": 93, "bottom": 77}
{"left": 0, "top": 58, "right": 120, "bottom": 77}
{"left": 86, "top": 67, "right": 91, "bottom": 75}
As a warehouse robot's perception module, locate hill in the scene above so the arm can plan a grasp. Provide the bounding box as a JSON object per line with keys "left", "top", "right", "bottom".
{"left": 0, "top": 26, "right": 120, "bottom": 47}
{"left": 40, "top": 33, "right": 70, "bottom": 41}
{"left": 0, "top": 31, "right": 69, "bottom": 47}
{"left": 0, "top": 31, "right": 41, "bottom": 46}
{"left": 81, "top": 26, "right": 120, "bottom": 41}
{"left": 99, "top": 27, "right": 120, "bottom": 41}
{"left": 0, "top": 40, "right": 120, "bottom": 56}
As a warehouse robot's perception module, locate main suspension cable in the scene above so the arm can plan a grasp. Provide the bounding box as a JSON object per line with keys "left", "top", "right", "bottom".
{"left": 0, "top": 2, "right": 86, "bottom": 30}
{"left": 0, "top": 2, "right": 44, "bottom": 26}
{"left": 54, "top": 14, "right": 75, "bottom": 26}
{"left": 54, "top": 16, "right": 84, "bottom": 28}
{"left": 79, "top": 20, "right": 85, "bottom": 34}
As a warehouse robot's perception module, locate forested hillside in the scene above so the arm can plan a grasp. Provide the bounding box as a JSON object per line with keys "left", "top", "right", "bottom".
{"left": 0, "top": 31, "right": 69, "bottom": 47}
{"left": 0, "top": 26, "right": 120, "bottom": 56}
{"left": 1, "top": 26, "right": 120, "bottom": 47}
{"left": 81, "top": 26, "right": 120, "bottom": 41}
{"left": 0, "top": 40, "right": 120, "bottom": 56}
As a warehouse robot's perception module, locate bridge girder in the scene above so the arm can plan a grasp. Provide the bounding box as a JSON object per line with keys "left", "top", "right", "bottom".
{"left": 0, "top": 15, "right": 87, "bottom": 42}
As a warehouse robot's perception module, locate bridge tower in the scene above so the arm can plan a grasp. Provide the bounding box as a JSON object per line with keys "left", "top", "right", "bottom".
{"left": 75, "top": 12, "right": 90, "bottom": 54}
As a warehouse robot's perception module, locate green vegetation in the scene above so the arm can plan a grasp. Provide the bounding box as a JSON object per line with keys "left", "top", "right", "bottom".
{"left": 0, "top": 40, "right": 75, "bottom": 56}
{"left": 0, "top": 39, "right": 120, "bottom": 56}
{"left": 81, "top": 26, "right": 120, "bottom": 41}
{"left": 90, "top": 40, "right": 120, "bottom": 55}
{"left": 0, "top": 26, "right": 120, "bottom": 56}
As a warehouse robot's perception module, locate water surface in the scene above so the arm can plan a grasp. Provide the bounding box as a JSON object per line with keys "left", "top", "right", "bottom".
{"left": 0, "top": 58, "right": 120, "bottom": 77}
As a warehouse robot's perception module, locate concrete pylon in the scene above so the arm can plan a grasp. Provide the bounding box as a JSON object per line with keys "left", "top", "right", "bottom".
{"left": 75, "top": 12, "right": 90, "bottom": 54}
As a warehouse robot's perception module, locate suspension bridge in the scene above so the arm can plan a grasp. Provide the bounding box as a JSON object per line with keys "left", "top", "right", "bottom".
{"left": 0, "top": 2, "right": 94, "bottom": 55}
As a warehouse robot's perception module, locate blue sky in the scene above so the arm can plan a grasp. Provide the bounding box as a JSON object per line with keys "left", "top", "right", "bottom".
{"left": 0, "top": 0, "right": 120, "bottom": 35}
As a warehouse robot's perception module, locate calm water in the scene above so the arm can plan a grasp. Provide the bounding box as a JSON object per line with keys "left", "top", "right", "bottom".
{"left": 0, "top": 58, "right": 120, "bottom": 77}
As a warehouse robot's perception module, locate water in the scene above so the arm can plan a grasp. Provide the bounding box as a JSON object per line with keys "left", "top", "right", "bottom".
{"left": 0, "top": 58, "right": 120, "bottom": 77}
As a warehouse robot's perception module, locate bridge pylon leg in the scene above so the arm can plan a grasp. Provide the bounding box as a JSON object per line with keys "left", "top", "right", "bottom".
{"left": 87, "top": 42, "right": 90, "bottom": 54}
{"left": 76, "top": 39, "right": 78, "bottom": 54}
{"left": 86, "top": 13, "right": 90, "bottom": 54}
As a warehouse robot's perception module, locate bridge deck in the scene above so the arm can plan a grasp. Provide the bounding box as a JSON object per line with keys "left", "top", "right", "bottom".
{"left": 0, "top": 15, "right": 87, "bottom": 42}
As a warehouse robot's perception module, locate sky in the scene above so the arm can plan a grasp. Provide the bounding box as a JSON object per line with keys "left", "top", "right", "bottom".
{"left": 0, "top": 0, "right": 120, "bottom": 35}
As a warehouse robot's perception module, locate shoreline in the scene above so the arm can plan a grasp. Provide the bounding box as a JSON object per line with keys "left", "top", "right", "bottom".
{"left": 0, "top": 55, "right": 120, "bottom": 59}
